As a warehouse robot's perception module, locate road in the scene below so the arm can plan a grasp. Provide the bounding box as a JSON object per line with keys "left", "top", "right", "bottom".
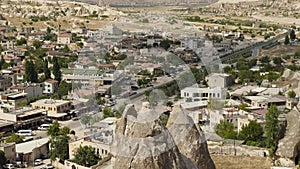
{"left": 217, "top": 31, "right": 289, "bottom": 62}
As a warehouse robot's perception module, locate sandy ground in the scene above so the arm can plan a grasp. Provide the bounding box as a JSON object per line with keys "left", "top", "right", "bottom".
{"left": 216, "top": 0, "right": 259, "bottom": 3}
{"left": 211, "top": 154, "right": 272, "bottom": 169}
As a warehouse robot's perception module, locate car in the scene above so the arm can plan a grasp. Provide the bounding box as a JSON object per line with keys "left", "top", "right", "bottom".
{"left": 72, "top": 117, "right": 79, "bottom": 121}
{"left": 38, "top": 124, "right": 51, "bottom": 130}
{"left": 45, "top": 164, "right": 54, "bottom": 169}
{"left": 34, "top": 159, "right": 42, "bottom": 166}
{"left": 3, "top": 164, "right": 14, "bottom": 169}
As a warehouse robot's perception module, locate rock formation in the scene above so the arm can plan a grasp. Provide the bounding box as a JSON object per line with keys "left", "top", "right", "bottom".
{"left": 167, "top": 104, "right": 216, "bottom": 169}
{"left": 276, "top": 107, "right": 300, "bottom": 166}
{"left": 110, "top": 102, "right": 215, "bottom": 169}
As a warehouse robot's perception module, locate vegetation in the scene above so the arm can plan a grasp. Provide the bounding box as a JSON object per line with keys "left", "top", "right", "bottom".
{"left": 52, "top": 57, "right": 61, "bottom": 82}
{"left": 238, "top": 120, "right": 264, "bottom": 144}
{"left": 47, "top": 121, "right": 71, "bottom": 161}
{"left": 6, "top": 133, "right": 25, "bottom": 144}
{"left": 215, "top": 120, "right": 237, "bottom": 139}
{"left": 73, "top": 146, "right": 100, "bottom": 167}
{"left": 288, "top": 90, "right": 296, "bottom": 98}
{"left": 24, "top": 59, "right": 38, "bottom": 83}
{"left": 284, "top": 35, "right": 290, "bottom": 45}
{"left": 0, "top": 150, "right": 6, "bottom": 166}
{"left": 265, "top": 105, "right": 280, "bottom": 157}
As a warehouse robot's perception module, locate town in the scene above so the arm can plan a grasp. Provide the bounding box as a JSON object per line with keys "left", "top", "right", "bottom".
{"left": 0, "top": 0, "right": 300, "bottom": 169}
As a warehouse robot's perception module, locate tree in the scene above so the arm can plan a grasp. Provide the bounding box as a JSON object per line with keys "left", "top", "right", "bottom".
{"left": 265, "top": 105, "right": 280, "bottom": 157}
{"left": 103, "top": 107, "right": 114, "bottom": 118}
{"left": 74, "top": 146, "right": 100, "bottom": 167}
{"left": 284, "top": 35, "right": 290, "bottom": 45}
{"left": 44, "top": 59, "right": 51, "bottom": 79}
{"left": 0, "top": 150, "right": 6, "bottom": 166}
{"left": 52, "top": 57, "right": 61, "bottom": 82}
{"left": 47, "top": 121, "right": 60, "bottom": 137}
{"left": 159, "top": 39, "right": 172, "bottom": 50}
{"left": 273, "top": 57, "right": 283, "bottom": 65}
{"left": 15, "top": 37, "right": 27, "bottom": 46}
{"left": 238, "top": 120, "right": 264, "bottom": 141}
{"left": 80, "top": 114, "right": 92, "bottom": 127}
{"left": 32, "top": 40, "right": 42, "bottom": 49}
{"left": 0, "top": 55, "right": 5, "bottom": 70}
{"left": 57, "top": 80, "right": 72, "bottom": 98}
{"left": 24, "top": 60, "right": 38, "bottom": 82}
{"left": 166, "top": 101, "right": 174, "bottom": 107}
{"left": 288, "top": 90, "right": 296, "bottom": 98}
{"left": 47, "top": 121, "right": 70, "bottom": 161}
{"left": 215, "top": 120, "right": 237, "bottom": 139}
{"left": 290, "top": 29, "right": 296, "bottom": 41}
{"left": 6, "top": 133, "right": 24, "bottom": 144}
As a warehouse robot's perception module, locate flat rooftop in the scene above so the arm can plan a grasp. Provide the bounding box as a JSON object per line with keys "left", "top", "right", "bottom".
{"left": 31, "top": 99, "right": 71, "bottom": 106}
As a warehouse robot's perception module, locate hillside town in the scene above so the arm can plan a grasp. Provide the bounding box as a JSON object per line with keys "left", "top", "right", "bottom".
{"left": 1, "top": 0, "right": 300, "bottom": 169}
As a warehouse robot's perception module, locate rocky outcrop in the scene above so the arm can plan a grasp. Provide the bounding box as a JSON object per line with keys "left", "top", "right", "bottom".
{"left": 110, "top": 102, "right": 215, "bottom": 169}
{"left": 276, "top": 107, "right": 300, "bottom": 166}
{"left": 167, "top": 105, "right": 216, "bottom": 169}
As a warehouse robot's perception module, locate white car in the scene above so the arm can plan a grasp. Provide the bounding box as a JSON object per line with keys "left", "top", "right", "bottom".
{"left": 3, "top": 164, "right": 15, "bottom": 169}
{"left": 34, "top": 159, "right": 42, "bottom": 166}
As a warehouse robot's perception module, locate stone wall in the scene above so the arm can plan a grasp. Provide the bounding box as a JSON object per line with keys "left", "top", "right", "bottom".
{"left": 208, "top": 143, "right": 268, "bottom": 157}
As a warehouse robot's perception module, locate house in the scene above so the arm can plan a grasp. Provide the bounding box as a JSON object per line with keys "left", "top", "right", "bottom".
{"left": 0, "top": 142, "right": 16, "bottom": 163}
{"left": 16, "top": 138, "right": 49, "bottom": 165}
{"left": 9, "top": 83, "right": 43, "bottom": 98}
{"left": 0, "top": 121, "right": 14, "bottom": 134}
{"left": 43, "top": 79, "right": 58, "bottom": 94}
{"left": 31, "top": 99, "right": 72, "bottom": 120}
{"left": 0, "top": 91, "right": 27, "bottom": 107}
{"left": 244, "top": 95, "right": 287, "bottom": 109}
{"left": 0, "top": 75, "right": 13, "bottom": 91}
{"left": 0, "top": 107, "right": 47, "bottom": 130}
{"left": 181, "top": 86, "right": 227, "bottom": 101}
{"left": 205, "top": 73, "right": 232, "bottom": 88}
{"left": 57, "top": 33, "right": 72, "bottom": 44}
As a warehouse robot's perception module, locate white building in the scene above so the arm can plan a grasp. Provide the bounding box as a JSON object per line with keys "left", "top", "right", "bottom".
{"left": 181, "top": 86, "right": 227, "bottom": 101}
{"left": 57, "top": 33, "right": 72, "bottom": 44}
{"left": 205, "top": 73, "right": 232, "bottom": 88}
{"left": 43, "top": 79, "right": 58, "bottom": 94}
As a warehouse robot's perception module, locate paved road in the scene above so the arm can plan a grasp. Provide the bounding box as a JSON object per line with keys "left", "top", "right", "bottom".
{"left": 217, "top": 31, "right": 289, "bottom": 62}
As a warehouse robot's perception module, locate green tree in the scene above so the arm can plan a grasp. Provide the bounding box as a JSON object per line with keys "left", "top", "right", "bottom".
{"left": 24, "top": 59, "right": 38, "bottom": 82}
{"left": 103, "top": 107, "right": 114, "bottom": 118}
{"left": 238, "top": 120, "right": 264, "bottom": 141}
{"left": 0, "top": 150, "right": 7, "bottom": 166}
{"left": 44, "top": 59, "right": 51, "bottom": 79}
{"left": 159, "top": 39, "right": 172, "bottom": 50}
{"left": 47, "top": 121, "right": 70, "bottom": 161}
{"left": 6, "top": 133, "right": 24, "bottom": 144}
{"left": 290, "top": 29, "right": 296, "bottom": 41}
{"left": 288, "top": 90, "right": 296, "bottom": 98}
{"left": 284, "top": 35, "right": 290, "bottom": 45}
{"left": 57, "top": 80, "right": 72, "bottom": 98}
{"left": 265, "top": 105, "right": 280, "bottom": 157}
{"left": 52, "top": 57, "right": 61, "bottom": 82}
{"left": 0, "top": 55, "right": 5, "bottom": 70}
{"left": 80, "top": 114, "right": 92, "bottom": 127}
{"left": 273, "top": 57, "right": 283, "bottom": 65}
{"left": 74, "top": 146, "right": 100, "bottom": 167}
{"left": 47, "top": 121, "right": 60, "bottom": 137}
{"left": 15, "top": 37, "right": 27, "bottom": 46}
{"left": 215, "top": 120, "right": 237, "bottom": 139}
{"left": 32, "top": 40, "right": 42, "bottom": 49}
{"left": 165, "top": 101, "right": 174, "bottom": 107}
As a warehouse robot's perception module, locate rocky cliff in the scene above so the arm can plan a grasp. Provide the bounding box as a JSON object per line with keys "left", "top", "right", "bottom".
{"left": 110, "top": 102, "right": 215, "bottom": 169}
{"left": 276, "top": 107, "right": 300, "bottom": 166}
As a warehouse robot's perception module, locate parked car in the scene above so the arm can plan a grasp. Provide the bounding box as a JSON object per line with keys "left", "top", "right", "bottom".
{"left": 16, "top": 130, "right": 33, "bottom": 136}
{"left": 72, "top": 117, "right": 79, "bottom": 121}
{"left": 3, "top": 164, "right": 14, "bottom": 169}
{"left": 38, "top": 124, "right": 51, "bottom": 130}
{"left": 45, "top": 164, "right": 54, "bottom": 169}
{"left": 34, "top": 159, "right": 42, "bottom": 166}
